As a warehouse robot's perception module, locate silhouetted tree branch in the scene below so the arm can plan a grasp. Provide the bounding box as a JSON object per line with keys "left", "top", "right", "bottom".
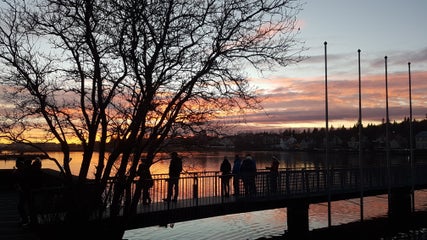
{"left": 0, "top": 0, "right": 305, "bottom": 233}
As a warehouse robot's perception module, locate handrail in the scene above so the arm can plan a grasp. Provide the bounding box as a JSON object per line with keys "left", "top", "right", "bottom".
{"left": 125, "top": 165, "right": 427, "bottom": 209}
{"left": 30, "top": 164, "right": 427, "bottom": 224}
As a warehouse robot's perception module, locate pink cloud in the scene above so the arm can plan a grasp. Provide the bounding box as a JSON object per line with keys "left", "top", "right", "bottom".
{"left": 239, "top": 66, "right": 427, "bottom": 131}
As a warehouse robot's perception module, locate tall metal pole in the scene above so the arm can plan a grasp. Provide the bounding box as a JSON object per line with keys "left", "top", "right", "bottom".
{"left": 358, "top": 49, "right": 364, "bottom": 222}
{"left": 408, "top": 62, "right": 415, "bottom": 212}
{"left": 324, "top": 41, "right": 331, "bottom": 227}
{"left": 384, "top": 56, "right": 391, "bottom": 211}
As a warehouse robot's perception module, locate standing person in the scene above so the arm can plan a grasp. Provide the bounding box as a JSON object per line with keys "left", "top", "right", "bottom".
{"left": 137, "top": 160, "right": 153, "bottom": 205}
{"left": 247, "top": 154, "right": 257, "bottom": 195}
{"left": 232, "top": 154, "right": 242, "bottom": 196}
{"left": 30, "top": 157, "right": 43, "bottom": 188}
{"left": 28, "top": 157, "right": 43, "bottom": 223}
{"left": 240, "top": 154, "right": 257, "bottom": 196}
{"left": 220, "top": 156, "right": 232, "bottom": 197}
{"left": 269, "top": 156, "right": 280, "bottom": 193}
{"left": 164, "top": 152, "right": 182, "bottom": 202}
{"left": 13, "top": 157, "right": 31, "bottom": 226}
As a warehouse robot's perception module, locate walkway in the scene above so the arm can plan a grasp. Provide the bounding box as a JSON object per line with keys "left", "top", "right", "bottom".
{"left": 4, "top": 164, "right": 427, "bottom": 238}
{"left": 119, "top": 164, "right": 427, "bottom": 229}
{"left": 0, "top": 190, "right": 39, "bottom": 240}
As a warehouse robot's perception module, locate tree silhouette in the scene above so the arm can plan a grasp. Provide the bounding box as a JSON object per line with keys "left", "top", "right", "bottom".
{"left": 0, "top": 0, "right": 304, "bottom": 236}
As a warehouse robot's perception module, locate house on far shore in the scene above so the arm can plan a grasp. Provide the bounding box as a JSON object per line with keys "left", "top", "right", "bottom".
{"left": 415, "top": 131, "right": 427, "bottom": 149}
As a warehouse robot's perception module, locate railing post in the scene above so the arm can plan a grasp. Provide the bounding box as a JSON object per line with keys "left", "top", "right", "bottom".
{"left": 316, "top": 168, "right": 320, "bottom": 192}
{"left": 323, "top": 169, "right": 327, "bottom": 190}
{"left": 301, "top": 168, "right": 306, "bottom": 192}
{"left": 340, "top": 168, "right": 345, "bottom": 189}
{"left": 193, "top": 173, "right": 198, "bottom": 200}
{"left": 286, "top": 201, "right": 310, "bottom": 239}
{"left": 304, "top": 169, "right": 310, "bottom": 193}
{"left": 214, "top": 172, "right": 218, "bottom": 197}
{"left": 286, "top": 170, "right": 290, "bottom": 195}
{"left": 265, "top": 172, "right": 270, "bottom": 195}
{"left": 389, "top": 187, "right": 412, "bottom": 228}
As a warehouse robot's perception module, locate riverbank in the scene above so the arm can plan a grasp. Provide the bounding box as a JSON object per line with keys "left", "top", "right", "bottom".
{"left": 257, "top": 211, "right": 427, "bottom": 240}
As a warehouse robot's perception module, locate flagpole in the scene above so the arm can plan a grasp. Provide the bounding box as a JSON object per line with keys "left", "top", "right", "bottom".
{"left": 384, "top": 56, "right": 391, "bottom": 211}
{"left": 408, "top": 62, "right": 415, "bottom": 212}
{"left": 324, "top": 41, "right": 331, "bottom": 227}
{"left": 358, "top": 49, "right": 364, "bottom": 222}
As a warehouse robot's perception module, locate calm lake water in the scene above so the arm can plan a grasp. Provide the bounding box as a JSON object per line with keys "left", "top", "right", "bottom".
{"left": 2, "top": 150, "right": 426, "bottom": 239}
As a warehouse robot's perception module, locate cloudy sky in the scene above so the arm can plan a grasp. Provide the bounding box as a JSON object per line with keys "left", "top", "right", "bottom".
{"left": 239, "top": 0, "right": 427, "bottom": 132}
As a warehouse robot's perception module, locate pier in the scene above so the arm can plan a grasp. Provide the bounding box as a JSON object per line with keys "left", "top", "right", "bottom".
{"left": 11, "top": 164, "right": 426, "bottom": 239}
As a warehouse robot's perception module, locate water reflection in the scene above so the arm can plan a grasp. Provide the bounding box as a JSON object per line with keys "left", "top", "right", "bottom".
{"left": 123, "top": 191, "right": 427, "bottom": 240}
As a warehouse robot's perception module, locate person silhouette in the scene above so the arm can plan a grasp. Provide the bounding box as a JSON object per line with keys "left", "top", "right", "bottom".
{"left": 269, "top": 156, "right": 280, "bottom": 193}
{"left": 232, "top": 154, "right": 242, "bottom": 196}
{"left": 240, "top": 154, "right": 257, "bottom": 196}
{"left": 220, "top": 156, "right": 232, "bottom": 197}
{"left": 137, "top": 160, "right": 153, "bottom": 205}
{"left": 13, "top": 157, "right": 31, "bottom": 226}
{"left": 164, "top": 152, "right": 182, "bottom": 202}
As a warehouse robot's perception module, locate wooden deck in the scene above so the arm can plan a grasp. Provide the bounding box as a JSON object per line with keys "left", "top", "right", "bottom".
{"left": 0, "top": 190, "right": 40, "bottom": 240}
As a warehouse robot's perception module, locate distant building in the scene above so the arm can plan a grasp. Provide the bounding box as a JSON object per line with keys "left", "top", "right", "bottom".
{"left": 416, "top": 131, "right": 427, "bottom": 149}
{"left": 348, "top": 137, "right": 358, "bottom": 150}
{"left": 278, "top": 136, "right": 298, "bottom": 150}
{"left": 300, "top": 138, "right": 314, "bottom": 150}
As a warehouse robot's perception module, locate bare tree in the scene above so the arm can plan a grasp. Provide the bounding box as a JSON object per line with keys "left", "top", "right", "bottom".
{"left": 0, "top": 0, "right": 304, "bottom": 236}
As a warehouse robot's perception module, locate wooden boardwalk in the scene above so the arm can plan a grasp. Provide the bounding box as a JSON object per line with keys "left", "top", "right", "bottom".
{"left": 0, "top": 190, "right": 39, "bottom": 240}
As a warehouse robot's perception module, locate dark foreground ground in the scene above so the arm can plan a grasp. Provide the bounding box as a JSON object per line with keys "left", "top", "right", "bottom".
{"left": 258, "top": 211, "right": 427, "bottom": 240}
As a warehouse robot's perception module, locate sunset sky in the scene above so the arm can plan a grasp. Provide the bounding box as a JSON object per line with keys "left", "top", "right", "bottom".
{"left": 239, "top": 0, "right": 427, "bottom": 132}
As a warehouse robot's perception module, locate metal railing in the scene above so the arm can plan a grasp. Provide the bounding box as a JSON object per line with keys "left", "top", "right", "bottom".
{"left": 114, "top": 164, "right": 427, "bottom": 212}
{"left": 31, "top": 164, "right": 427, "bottom": 223}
